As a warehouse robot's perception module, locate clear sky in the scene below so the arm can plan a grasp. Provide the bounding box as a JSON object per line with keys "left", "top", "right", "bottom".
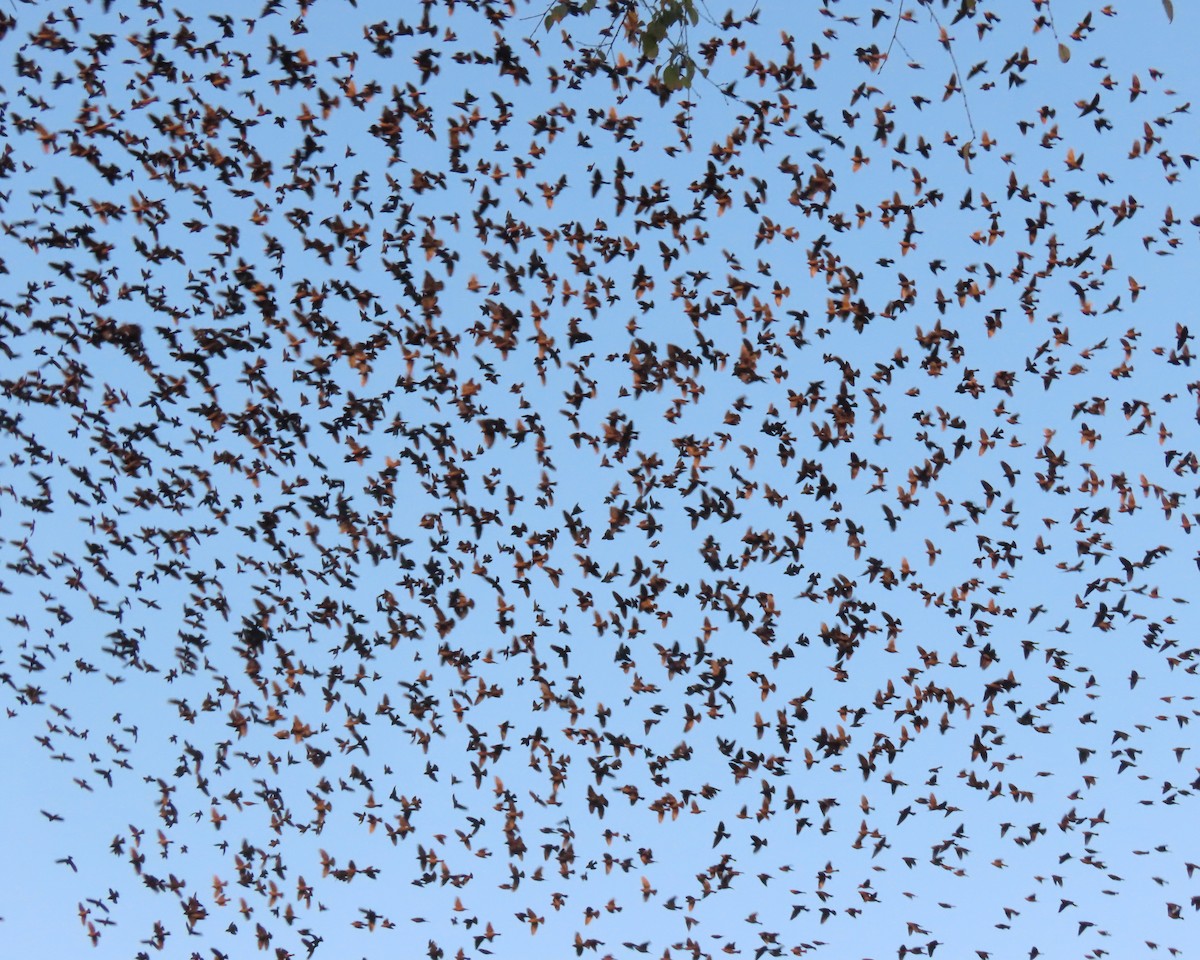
{"left": 2, "top": 0, "right": 1199, "bottom": 958}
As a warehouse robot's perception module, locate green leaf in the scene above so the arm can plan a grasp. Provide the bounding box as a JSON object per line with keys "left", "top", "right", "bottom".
{"left": 1058, "top": 42, "right": 1070, "bottom": 63}
{"left": 543, "top": 2, "right": 568, "bottom": 32}
{"left": 653, "top": 1, "right": 684, "bottom": 34}
{"left": 646, "top": 16, "right": 669, "bottom": 43}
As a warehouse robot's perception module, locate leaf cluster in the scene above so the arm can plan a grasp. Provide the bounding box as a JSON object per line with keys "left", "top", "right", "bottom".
{"left": 544, "top": 0, "right": 701, "bottom": 89}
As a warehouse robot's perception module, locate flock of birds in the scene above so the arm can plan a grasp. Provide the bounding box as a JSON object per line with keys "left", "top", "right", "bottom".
{"left": 1, "top": 0, "right": 1199, "bottom": 957}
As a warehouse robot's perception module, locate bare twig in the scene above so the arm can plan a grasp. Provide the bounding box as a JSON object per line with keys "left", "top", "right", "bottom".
{"left": 922, "top": 0, "right": 976, "bottom": 140}
{"left": 880, "top": 0, "right": 906, "bottom": 74}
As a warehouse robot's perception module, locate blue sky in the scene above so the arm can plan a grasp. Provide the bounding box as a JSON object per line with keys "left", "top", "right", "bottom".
{"left": 2, "top": 0, "right": 1199, "bottom": 957}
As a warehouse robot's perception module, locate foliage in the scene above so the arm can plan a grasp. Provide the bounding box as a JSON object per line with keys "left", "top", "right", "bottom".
{"left": 544, "top": 0, "right": 701, "bottom": 89}
{"left": 543, "top": 0, "right": 1177, "bottom": 88}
